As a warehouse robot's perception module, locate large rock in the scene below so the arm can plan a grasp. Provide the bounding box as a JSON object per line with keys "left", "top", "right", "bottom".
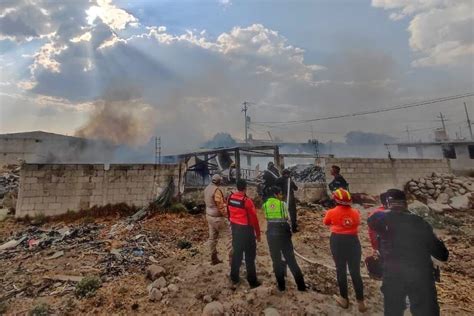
{"left": 151, "top": 276, "right": 167, "bottom": 289}
{"left": 428, "top": 202, "right": 452, "bottom": 214}
{"left": 436, "top": 193, "right": 450, "bottom": 204}
{"left": 202, "top": 301, "right": 224, "bottom": 316}
{"left": 425, "top": 181, "right": 435, "bottom": 189}
{"left": 444, "top": 187, "right": 455, "bottom": 198}
{"left": 149, "top": 288, "right": 162, "bottom": 302}
{"left": 463, "top": 182, "right": 474, "bottom": 192}
{"left": 409, "top": 201, "right": 430, "bottom": 216}
{"left": 449, "top": 194, "right": 472, "bottom": 211}
{"left": 146, "top": 265, "right": 166, "bottom": 281}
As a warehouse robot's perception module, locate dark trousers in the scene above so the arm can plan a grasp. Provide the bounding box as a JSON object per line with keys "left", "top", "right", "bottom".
{"left": 230, "top": 223, "right": 257, "bottom": 285}
{"left": 330, "top": 233, "right": 364, "bottom": 300}
{"left": 382, "top": 273, "right": 440, "bottom": 316}
{"left": 266, "top": 222, "right": 305, "bottom": 290}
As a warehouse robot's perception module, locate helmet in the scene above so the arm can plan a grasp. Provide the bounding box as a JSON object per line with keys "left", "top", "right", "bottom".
{"left": 332, "top": 188, "right": 352, "bottom": 206}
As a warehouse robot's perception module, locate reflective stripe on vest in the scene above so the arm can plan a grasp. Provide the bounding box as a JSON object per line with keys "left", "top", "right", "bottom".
{"left": 263, "top": 198, "right": 287, "bottom": 220}
{"left": 227, "top": 193, "right": 250, "bottom": 224}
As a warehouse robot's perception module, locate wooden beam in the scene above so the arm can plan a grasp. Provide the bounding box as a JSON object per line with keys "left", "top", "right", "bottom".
{"left": 234, "top": 148, "right": 241, "bottom": 181}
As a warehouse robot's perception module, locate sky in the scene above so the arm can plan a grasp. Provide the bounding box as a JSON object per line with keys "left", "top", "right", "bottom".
{"left": 0, "top": 0, "right": 473, "bottom": 153}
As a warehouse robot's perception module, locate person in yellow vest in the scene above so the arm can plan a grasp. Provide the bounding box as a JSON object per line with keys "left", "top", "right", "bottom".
{"left": 263, "top": 186, "right": 306, "bottom": 291}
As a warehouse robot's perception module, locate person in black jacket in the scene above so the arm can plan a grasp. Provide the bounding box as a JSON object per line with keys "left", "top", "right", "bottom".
{"left": 276, "top": 169, "right": 299, "bottom": 233}
{"left": 328, "top": 165, "right": 348, "bottom": 192}
{"left": 368, "top": 189, "right": 449, "bottom": 316}
{"left": 262, "top": 162, "right": 281, "bottom": 201}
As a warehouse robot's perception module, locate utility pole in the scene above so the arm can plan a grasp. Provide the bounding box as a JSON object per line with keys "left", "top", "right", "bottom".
{"left": 464, "top": 102, "right": 473, "bottom": 140}
{"left": 437, "top": 112, "right": 447, "bottom": 132}
{"left": 155, "top": 136, "right": 161, "bottom": 164}
{"left": 405, "top": 126, "right": 411, "bottom": 142}
{"left": 242, "top": 102, "right": 251, "bottom": 143}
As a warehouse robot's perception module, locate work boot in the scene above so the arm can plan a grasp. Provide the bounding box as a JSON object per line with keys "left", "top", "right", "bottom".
{"left": 277, "top": 281, "right": 285, "bottom": 292}
{"left": 211, "top": 253, "right": 222, "bottom": 265}
{"left": 358, "top": 300, "right": 368, "bottom": 313}
{"left": 297, "top": 283, "right": 307, "bottom": 292}
{"left": 249, "top": 280, "right": 262, "bottom": 289}
{"left": 334, "top": 295, "right": 349, "bottom": 309}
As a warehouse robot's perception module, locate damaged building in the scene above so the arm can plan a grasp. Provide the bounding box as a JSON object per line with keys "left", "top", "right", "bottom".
{"left": 0, "top": 131, "right": 115, "bottom": 164}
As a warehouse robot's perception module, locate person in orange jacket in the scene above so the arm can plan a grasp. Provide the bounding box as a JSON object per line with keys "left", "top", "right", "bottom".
{"left": 227, "top": 179, "right": 261, "bottom": 288}
{"left": 323, "top": 188, "right": 367, "bottom": 312}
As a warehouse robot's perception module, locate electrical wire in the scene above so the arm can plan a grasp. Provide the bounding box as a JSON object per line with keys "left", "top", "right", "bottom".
{"left": 252, "top": 92, "right": 474, "bottom": 126}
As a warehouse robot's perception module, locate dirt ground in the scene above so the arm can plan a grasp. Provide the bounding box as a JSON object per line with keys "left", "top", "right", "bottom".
{"left": 0, "top": 204, "right": 473, "bottom": 315}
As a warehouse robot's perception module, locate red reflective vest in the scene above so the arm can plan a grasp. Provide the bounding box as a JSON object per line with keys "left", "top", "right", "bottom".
{"left": 227, "top": 191, "right": 261, "bottom": 239}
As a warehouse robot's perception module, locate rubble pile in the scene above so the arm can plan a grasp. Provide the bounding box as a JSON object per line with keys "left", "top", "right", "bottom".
{"left": 405, "top": 173, "right": 474, "bottom": 212}
{"left": 289, "top": 164, "right": 325, "bottom": 183}
{"left": 0, "top": 165, "right": 20, "bottom": 210}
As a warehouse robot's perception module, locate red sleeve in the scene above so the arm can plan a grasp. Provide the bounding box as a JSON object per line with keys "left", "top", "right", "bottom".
{"left": 246, "top": 199, "right": 261, "bottom": 239}
{"left": 323, "top": 210, "right": 332, "bottom": 226}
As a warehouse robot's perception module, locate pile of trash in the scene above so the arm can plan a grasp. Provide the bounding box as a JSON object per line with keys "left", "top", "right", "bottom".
{"left": 289, "top": 164, "right": 325, "bottom": 183}
{"left": 0, "top": 165, "right": 20, "bottom": 211}
{"left": 405, "top": 173, "right": 474, "bottom": 213}
{"left": 0, "top": 222, "right": 164, "bottom": 280}
{"left": 0, "top": 224, "right": 103, "bottom": 255}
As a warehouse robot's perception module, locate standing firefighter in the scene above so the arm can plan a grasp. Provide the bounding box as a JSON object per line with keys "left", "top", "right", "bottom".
{"left": 368, "top": 189, "right": 449, "bottom": 316}
{"left": 262, "top": 161, "right": 280, "bottom": 201}
{"left": 228, "top": 179, "right": 262, "bottom": 288}
{"left": 323, "top": 188, "right": 367, "bottom": 312}
{"left": 203, "top": 174, "right": 231, "bottom": 265}
{"left": 263, "top": 186, "right": 306, "bottom": 292}
{"left": 276, "top": 169, "right": 299, "bottom": 233}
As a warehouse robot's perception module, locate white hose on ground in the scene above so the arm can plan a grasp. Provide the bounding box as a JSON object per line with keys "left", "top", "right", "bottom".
{"left": 294, "top": 248, "right": 370, "bottom": 278}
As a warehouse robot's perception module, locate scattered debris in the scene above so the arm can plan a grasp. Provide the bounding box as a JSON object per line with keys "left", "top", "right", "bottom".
{"left": 0, "top": 165, "right": 20, "bottom": 211}
{"left": 46, "top": 250, "right": 64, "bottom": 260}
{"left": 44, "top": 275, "right": 84, "bottom": 283}
{"left": 0, "top": 236, "right": 27, "bottom": 250}
{"left": 288, "top": 164, "right": 325, "bottom": 183}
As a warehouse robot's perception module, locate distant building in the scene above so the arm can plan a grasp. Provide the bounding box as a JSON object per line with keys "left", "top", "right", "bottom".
{"left": 387, "top": 140, "right": 474, "bottom": 174}
{"left": 0, "top": 131, "right": 115, "bottom": 165}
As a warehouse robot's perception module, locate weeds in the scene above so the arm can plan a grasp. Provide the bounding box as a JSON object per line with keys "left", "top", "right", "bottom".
{"left": 29, "top": 303, "right": 51, "bottom": 316}
{"left": 75, "top": 276, "right": 101, "bottom": 298}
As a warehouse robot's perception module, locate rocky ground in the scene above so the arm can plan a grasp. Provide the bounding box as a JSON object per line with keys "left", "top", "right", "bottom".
{"left": 0, "top": 202, "right": 473, "bottom": 315}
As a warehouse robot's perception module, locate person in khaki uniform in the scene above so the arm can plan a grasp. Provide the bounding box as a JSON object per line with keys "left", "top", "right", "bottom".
{"left": 204, "top": 174, "right": 231, "bottom": 265}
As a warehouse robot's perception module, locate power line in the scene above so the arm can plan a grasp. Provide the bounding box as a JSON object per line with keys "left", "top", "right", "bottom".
{"left": 464, "top": 102, "right": 473, "bottom": 140}
{"left": 252, "top": 92, "right": 474, "bottom": 126}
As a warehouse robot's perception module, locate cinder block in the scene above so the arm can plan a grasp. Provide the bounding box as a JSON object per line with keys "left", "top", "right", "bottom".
{"left": 24, "top": 177, "right": 38, "bottom": 184}
{"left": 48, "top": 203, "right": 60, "bottom": 210}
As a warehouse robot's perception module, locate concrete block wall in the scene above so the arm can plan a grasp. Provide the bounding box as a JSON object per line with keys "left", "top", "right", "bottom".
{"left": 16, "top": 164, "right": 182, "bottom": 217}
{"left": 323, "top": 158, "right": 451, "bottom": 195}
